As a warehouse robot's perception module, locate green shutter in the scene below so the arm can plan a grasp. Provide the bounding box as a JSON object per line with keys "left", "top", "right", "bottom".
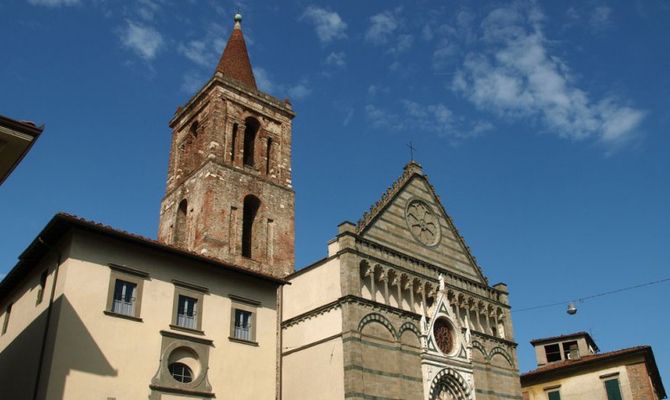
{"left": 605, "top": 379, "right": 623, "bottom": 400}
{"left": 548, "top": 391, "right": 561, "bottom": 400}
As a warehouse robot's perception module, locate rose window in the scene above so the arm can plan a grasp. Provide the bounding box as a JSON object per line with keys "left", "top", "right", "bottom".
{"left": 406, "top": 199, "right": 440, "bottom": 246}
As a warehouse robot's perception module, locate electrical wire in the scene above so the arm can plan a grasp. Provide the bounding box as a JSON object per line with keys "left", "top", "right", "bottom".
{"left": 513, "top": 277, "right": 670, "bottom": 313}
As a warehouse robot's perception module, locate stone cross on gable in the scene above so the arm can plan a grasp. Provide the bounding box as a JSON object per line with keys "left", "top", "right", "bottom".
{"left": 407, "top": 141, "right": 416, "bottom": 161}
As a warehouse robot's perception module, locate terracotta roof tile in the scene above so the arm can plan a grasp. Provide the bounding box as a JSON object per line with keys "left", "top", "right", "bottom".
{"left": 215, "top": 18, "right": 257, "bottom": 90}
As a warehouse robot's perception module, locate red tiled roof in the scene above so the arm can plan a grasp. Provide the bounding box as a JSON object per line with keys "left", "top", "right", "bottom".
{"left": 521, "top": 345, "right": 666, "bottom": 398}
{"left": 215, "top": 18, "right": 257, "bottom": 90}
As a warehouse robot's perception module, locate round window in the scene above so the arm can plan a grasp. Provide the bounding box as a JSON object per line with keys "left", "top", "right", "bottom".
{"left": 405, "top": 199, "right": 441, "bottom": 247}
{"left": 168, "top": 362, "right": 193, "bottom": 383}
{"left": 433, "top": 317, "right": 455, "bottom": 355}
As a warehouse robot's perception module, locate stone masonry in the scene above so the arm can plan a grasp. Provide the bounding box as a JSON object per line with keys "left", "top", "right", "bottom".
{"left": 157, "top": 20, "right": 296, "bottom": 278}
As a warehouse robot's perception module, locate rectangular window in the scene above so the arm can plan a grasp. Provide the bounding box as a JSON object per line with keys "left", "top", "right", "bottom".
{"left": 233, "top": 309, "right": 253, "bottom": 341}
{"left": 229, "top": 295, "right": 259, "bottom": 344}
{"left": 547, "top": 390, "right": 561, "bottom": 400}
{"left": 177, "top": 295, "right": 198, "bottom": 330}
{"left": 545, "top": 343, "right": 562, "bottom": 362}
{"left": 2, "top": 303, "right": 12, "bottom": 335}
{"left": 605, "top": 379, "right": 623, "bottom": 400}
{"left": 112, "top": 280, "right": 137, "bottom": 316}
{"left": 563, "top": 340, "right": 578, "bottom": 359}
{"left": 105, "top": 264, "right": 148, "bottom": 321}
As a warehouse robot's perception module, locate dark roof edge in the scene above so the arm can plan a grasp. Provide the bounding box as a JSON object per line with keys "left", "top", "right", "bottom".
{"left": 0, "top": 213, "right": 286, "bottom": 300}
{"left": 0, "top": 115, "right": 45, "bottom": 185}
{"left": 0, "top": 115, "right": 44, "bottom": 138}
{"left": 530, "top": 331, "right": 599, "bottom": 352}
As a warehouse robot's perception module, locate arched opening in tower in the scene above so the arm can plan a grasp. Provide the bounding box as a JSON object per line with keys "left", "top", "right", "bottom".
{"left": 242, "top": 195, "right": 261, "bottom": 258}
{"left": 175, "top": 199, "right": 188, "bottom": 246}
{"left": 243, "top": 117, "right": 260, "bottom": 166}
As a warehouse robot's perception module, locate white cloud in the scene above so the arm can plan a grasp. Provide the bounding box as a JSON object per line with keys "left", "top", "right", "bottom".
{"left": 367, "top": 84, "right": 390, "bottom": 97}
{"left": 27, "top": 0, "right": 79, "bottom": 6}
{"left": 366, "top": 100, "right": 490, "bottom": 140}
{"left": 301, "top": 6, "right": 347, "bottom": 43}
{"left": 365, "top": 9, "right": 413, "bottom": 54}
{"left": 178, "top": 41, "right": 210, "bottom": 67}
{"left": 136, "top": 0, "right": 161, "bottom": 21}
{"left": 253, "top": 67, "right": 311, "bottom": 100}
{"left": 452, "top": 4, "right": 645, "bottom": 146}
{"left": 343, "top": 107, "right": 354, "bottom": 126}
{"left": 288, "top": 82, "right": 312, "bottom": 100}
{"left": 178, "top": 23, "right": 227, "bottom": 68}
{"left": 366, "top": 11, "right": 398, "bottom": 44}
{"left": 590, "top": 6, "right": 612, "bottom": 31}
{"left": 181, "top": 71, "right": 206, "bottom": 93}
{"left": 325, "top": 51, "right": 346, "bottom": 67}
{"left": 253, "top": 67, "right": 275, "bottom": 93}
{"left": 119, "top": 20, "right": 164, "bottom": 61}
{"left": 393, "top": 34, "right": 414, "bottom": 54}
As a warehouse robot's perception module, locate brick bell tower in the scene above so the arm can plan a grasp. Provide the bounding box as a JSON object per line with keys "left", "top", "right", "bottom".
{"left": 158, "top": 13, "right": 295, "bottom": 277}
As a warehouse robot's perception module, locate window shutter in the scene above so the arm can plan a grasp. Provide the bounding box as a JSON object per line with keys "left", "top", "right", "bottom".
{"left": 605, "top": 379, "right": 623, "bottom": 400}
{"left": 548, "top": 391, "right": 561, "bottom": 400}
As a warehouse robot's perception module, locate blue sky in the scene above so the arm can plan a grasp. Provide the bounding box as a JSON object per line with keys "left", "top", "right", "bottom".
{"left": 1, "top": 0, "right": 669, "bottom": 384}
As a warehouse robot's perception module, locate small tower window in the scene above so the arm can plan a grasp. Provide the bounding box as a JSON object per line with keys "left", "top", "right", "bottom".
{"left": 175, "top": 199, "right": 188, "bottom": 246}
{"left": 243, "top": 117, "right": 260, "bottom": 166}
{"left": 241, "top": 195, "right": 260, "bottom": 258}
{"left": 190, "top": 121, "right": 199, "bottom": 138}
{"left": 231, "top": 123, "right": 238, "bottom": 162}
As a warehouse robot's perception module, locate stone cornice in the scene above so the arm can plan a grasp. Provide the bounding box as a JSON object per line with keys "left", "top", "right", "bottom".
{"left": 282, "top": 294, "right": 421, "bottom": 329}
{"left": 169, "top": 73, "right": 294, "bottom": 129}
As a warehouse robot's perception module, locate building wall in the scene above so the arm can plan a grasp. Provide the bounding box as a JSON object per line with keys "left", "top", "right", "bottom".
{"left": 282, "top": 337, "right": 345, "bottom": 399}
{"left": 282, "top": 257, "right": 342, "bottom": 320}
{"left": 11, "top": 229, "right": 280, "bottom": 400}
{"left": 522, "top": 363, "right": 637, "bottom": 400}
{"left": 627, "top": 361, "right": 660, "bottom": 400}
{"left": 0, "top": 238, "right": 71, "bottom": 400}
{"left": 470, "top": 332, "right": 522, "bottom": 400}
{"left": 341, "top": 302, "right": 424, "bottom": 400}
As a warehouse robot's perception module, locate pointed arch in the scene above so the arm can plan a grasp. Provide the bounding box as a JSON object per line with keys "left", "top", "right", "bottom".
{"left": 243, "top": 117, "right": 259, "bottom": 166}
{"left": 429, "top": 368, "right": 472, "bottom": 400}
{"left": 174, "top": 199, "right": 188, "bottom": 246}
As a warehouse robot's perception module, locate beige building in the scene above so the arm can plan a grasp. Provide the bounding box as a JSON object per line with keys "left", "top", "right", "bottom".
{"left": 521, "top": 332, "right": 666, "bottom": 400}
{"left": 0, "top": 214, "right": 285, "bottom": 399}
{"left": 0, "top": 114, "right": 43, "bottom": 185}
{"left": 282, "top": 162, "right": 522, "bottom": 400}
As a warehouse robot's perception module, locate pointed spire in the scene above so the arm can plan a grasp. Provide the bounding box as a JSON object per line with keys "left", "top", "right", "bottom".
{"left": 215, "top": 13, "right": 257, "bottom": 90}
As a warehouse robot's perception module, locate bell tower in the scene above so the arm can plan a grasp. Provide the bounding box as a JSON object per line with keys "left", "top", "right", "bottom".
{"left": 158, "top": 14, "right": 295, "bottom": 277}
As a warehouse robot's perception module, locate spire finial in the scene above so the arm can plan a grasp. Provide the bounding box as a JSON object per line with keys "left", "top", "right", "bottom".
{"left": 234, "top": 12, "right": 242, "bottom": 29}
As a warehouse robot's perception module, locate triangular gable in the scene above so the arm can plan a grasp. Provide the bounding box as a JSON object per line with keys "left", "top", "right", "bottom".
{"left": 356, "top": 162, "right": 488, "bottom": 284}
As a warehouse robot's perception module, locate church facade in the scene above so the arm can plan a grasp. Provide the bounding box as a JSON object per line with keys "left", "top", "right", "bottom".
{"left": 0, "top": 14, "right": 522, "bottom": 400}
{"left": 282, "top": 162, "right": 522, "bottom": 400}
